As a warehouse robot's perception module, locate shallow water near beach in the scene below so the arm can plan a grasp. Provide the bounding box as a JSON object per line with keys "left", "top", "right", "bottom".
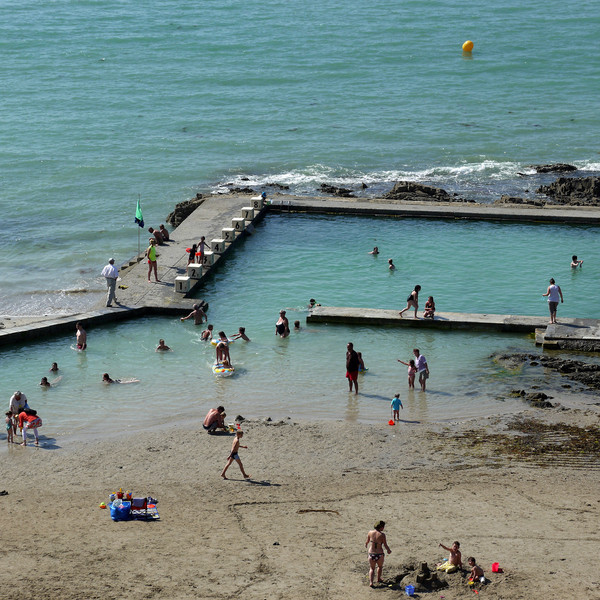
{"left": 2, "top": 213, "right": 599, "bottom": 448}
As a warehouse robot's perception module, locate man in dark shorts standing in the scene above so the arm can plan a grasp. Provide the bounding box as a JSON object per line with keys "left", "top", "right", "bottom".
{"left": 346, "top": 342, "right": 360, "bottom": 394}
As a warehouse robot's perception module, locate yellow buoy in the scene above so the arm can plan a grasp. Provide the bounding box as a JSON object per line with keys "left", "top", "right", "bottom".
{"left": 462, "top": 40, "right": 474, "bottom": 52}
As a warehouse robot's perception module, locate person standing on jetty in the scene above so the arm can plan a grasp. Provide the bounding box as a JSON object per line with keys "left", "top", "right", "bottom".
{"left": 542, "top": 278, "right": 563, "bottom": 324}
{"left": 101, "top": 258, "right": 119, "bottom": 307}
{"left": 346, "top": 342, "right": 360, "bottom": 394}
{"left": 146, "top": 238, "right": 160, "bottom": 282}
{"left": 365, "top": 521, "right": 392, "bottom": 587}
{"left": 399, "top": 285, "right": 421, "bottom": 318}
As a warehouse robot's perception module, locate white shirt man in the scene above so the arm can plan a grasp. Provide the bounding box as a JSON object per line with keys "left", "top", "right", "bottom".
{"left": 101, "top": 258, "right": 119, "bottom": 307}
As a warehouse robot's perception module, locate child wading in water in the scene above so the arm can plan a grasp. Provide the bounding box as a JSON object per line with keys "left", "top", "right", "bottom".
{"left": 397, "top": 358, "right": 417, "bottom": 388}
{"left": 391, "top": 394, "right": 403, "bottom": 420}
{"left": 221, "top": 431, "right": 250, "bottom": 480}
{"left": 5, "top": 412, "right": 13, "bottom": 444}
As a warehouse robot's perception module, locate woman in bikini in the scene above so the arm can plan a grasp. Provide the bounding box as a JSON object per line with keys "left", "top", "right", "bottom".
{"left": 365, "top": 520, "right": 392, "bottom": 587}
{"left": 399, "top": 284, "right": 421, "bottom": 318}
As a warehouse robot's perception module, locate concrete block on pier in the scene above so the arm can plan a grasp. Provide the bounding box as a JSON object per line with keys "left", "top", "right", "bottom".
{"left": 251, "top": 196, "right": 265, "bottom": 210}
{"left": 222, "top": 227, "right": 236, "bottom": 242}
{"left": 187, "top": 263, "right": 202, "bottom": 279}
{"left": 202, "top": 251, "right": 215, "bottom": 267}
{"left": 232, "top": 218, "right": 245, "bottom": 233}
{"left": 175, "top": 276, "right": 191, "bottom": 293}
{"left": 241, "top": 206, "right": 255, "bottom": 221}
{"left": 210, "top": 239, "right": 225, "bottom": 253}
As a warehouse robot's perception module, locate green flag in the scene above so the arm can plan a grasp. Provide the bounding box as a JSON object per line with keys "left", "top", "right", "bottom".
{"left": 135, "top": 199, "right": 144, "bottom": 228}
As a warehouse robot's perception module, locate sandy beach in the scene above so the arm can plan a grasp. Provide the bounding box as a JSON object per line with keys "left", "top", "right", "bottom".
{"left": 2, "top": 397, "right": 599, "bottom": 600}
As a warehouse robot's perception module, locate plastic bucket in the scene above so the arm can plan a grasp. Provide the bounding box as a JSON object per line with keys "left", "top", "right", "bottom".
{"left": 405, "top": 585, "right": 415, "bottom": 596}
{"left": 491, "top": 562, "right": 500, "bottom": 573}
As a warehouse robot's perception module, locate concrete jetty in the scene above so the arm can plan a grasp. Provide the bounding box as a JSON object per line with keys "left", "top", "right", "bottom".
{"left": 2, "top": 193, "right": 600, "bottom": 348}
{"left": 307, "top": 306, "right": 600, "bottom": 350}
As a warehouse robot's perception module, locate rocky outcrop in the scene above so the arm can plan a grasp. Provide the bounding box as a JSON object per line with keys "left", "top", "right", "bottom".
{"left": 530, "top": 163, "right": 577, "bottom": 173}
{"left": 319, "top": 184, "right": 355, "bottom": 197}
{"left": 226, "top": 186, "right": 255, "bottom": 194}
{"left": 537, "top": 176, "right": 600, "bottom": 206}
{"left": 166, "top": 193, "right": 204, "bottom": 227}
{"left": 265, "top": 182, "right": 290, "bottom": 190}
{"left": 494, "top": 195, "right": 545, "bottom": 207}
{"left": 493, "top": 352, "right": 600, "bottom": 391}
{"left": 383, "top": 181, "right": 469, "bottom": 202}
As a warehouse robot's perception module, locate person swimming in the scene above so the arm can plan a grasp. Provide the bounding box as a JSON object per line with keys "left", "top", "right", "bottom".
{"left": 40, "top": 377, "right": 51, "bottom": 387}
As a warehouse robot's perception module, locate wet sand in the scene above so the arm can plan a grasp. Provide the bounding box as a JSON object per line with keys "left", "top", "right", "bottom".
{"left": 1, "top": 399, "right": 599, "bottom": 600}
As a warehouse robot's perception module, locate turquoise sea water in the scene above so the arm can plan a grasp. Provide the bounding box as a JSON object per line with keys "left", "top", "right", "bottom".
{"left": 2, "top": 213, "right": 599, "bottom": 446}
{"left": 1, "top": 0, "right": 599, "bottom": 315}
{"left": 1, "top": 1, "right": 599, "bottom": 440}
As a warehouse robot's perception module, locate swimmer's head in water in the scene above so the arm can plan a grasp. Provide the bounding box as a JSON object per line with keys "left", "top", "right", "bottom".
{"left": 207, "top": 324, "right": 213, "bottom": 330}
{"left": 572, "top": 255, "right": 577, "bottom": 261}
{"left": 193, "top": 304, "right": 200, "bottom": 310}
{"left": 414, "top": 285, "right": 421, "bottom": 291}
{"left": 549, "top": 278, "right": 555, "bottom": 284}
{"left": 374, "top": 520, "right": 385, "bottom": 531}
{"left": 280, "top": 310, "right": 286, "bottom": 315}
{"left": 218, "top": 331, "right": 226, "bottom": 338}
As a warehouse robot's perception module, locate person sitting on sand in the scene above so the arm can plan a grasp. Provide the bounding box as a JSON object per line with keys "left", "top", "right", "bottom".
{"left": 156, "top": 339, "right": 171, "bottom": 351}
{"left": 437, "top": 541, "right": 462, "bottom": 572}
{"left": 468, "top": 557, "right": 484, "bottom": 582}
{"left": 203, "top": 406, "right": 226, "bottom": 434}
{"left": 201, "top": 324, "right": 213, "bottom": 341}
{"left": 40, "top": 377, "right": 51, "bottom": 388}
{"left": 231, "top": 327, "right": 250, "bottom": 341}
{"left": 369, "top": 246, "right": 379, "bottom": 255}
{"left": 365, "top": 520, "right": 392, "bottom": 588}
{"left": 50, "top": 362, "right": 59, "bottom": 372}
{"left": 180, "top": 304, "right": 206, "bottom": 325}
{"left": 423, "top": 296, "right": 435, "bottom": 319}
{"left": 571, "top": 255, "right": 583, "bottom": 268}
{"left": 388, "top": 258, "right": 395, "bottom": 271}
{"left": 221, "top": 430, "right": 250, "bottom": 480}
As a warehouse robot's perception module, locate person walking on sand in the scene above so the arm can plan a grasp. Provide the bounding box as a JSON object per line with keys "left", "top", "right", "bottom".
{"left": 542, "top": 278, "right": 563, "bottom": 324}
{"left": 101, "top": 258, "right": 119, "bottom": 307}
{"left": 346, "top": 342, "right": 360, "bottom": 394}
{"left": 399, "top": 285, "right": 421, "bottom": 318}
{"left": 221, "top": 431, "right": 250, "bottom": 479}
{"left": 366, "top": 520, "right": 391, "bottom": 588}
{"left": 146, "top": 238, "right": 160, "bottom": 282}
{"left": 76, "top": 322, "right": 87, "bottom": 350}
{"left": 413, "top": 348, "right": 429, "bottom": 391}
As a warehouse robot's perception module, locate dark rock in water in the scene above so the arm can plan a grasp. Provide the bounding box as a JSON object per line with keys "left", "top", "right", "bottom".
{"left": 383, "top": 181, "right": 472, "bottom": 202}
{"left": 266, "top": 182, "right": 290, "bottom": 190}
{"left": 525, "top": 392, "right": 553, "bottom": 408}
{"left": 166, "top": 193, "right": 204, "bottom": 227}
{"left": 228, "top": 186, "right": 255, "bottom": 194}
{"left": 537, "top": 176, "right": 600, "bottom": 206}
{"left": 494, "top": 195, "right": 545, "bottom": 207}
{"left": 361, "top": 182, "right": 368, "bottom": 189}
{"left": 319, "top": 183, "right": 355, "bottom": 197}
{"left": 530, "top": 163, "right": 577, "bottom": 173}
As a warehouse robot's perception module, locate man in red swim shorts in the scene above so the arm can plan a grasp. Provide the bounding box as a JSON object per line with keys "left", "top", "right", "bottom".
{"left": 346, "top": 342, "right": 359, "bottom": 394}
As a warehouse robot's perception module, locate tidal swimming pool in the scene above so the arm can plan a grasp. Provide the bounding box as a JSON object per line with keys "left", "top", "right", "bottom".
{"left": 2, "top": 213, "right": 598, "bottom": 447}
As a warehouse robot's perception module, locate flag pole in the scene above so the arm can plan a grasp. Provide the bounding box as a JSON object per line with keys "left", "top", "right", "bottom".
{"left": 137, "top": 194, "right": 141, "bottom": 258}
